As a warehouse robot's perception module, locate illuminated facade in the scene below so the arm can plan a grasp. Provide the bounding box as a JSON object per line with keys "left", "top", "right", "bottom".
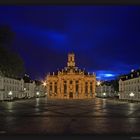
{"left": 46, "top": 53, "right": 96, "bottom": 99}
{"left": 0, "top": 75, "right": 24, "bottom": 101}
{"left": 96, "top": 81, "right": 115, "bottom": 98}
{"left": 0, "top": 74, "right": 46, "bottom": 101}
{"left": 119, "top": 69, "right": 140, "bottom": 101}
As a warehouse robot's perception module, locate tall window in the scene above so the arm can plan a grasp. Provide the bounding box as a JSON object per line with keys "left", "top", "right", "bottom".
{"left": 70, "top": 80, "right": 73, "bottom": 84}
{"left": 64, "top": 81, "right": 67, "bottom": 96}
{"left": 54, "top": 82, "right": 57, "bottom": 95}
{"left": 76, "top": 81, "right": 79, "bottom": 96}
{"left": 90, "top": 82, "right": 92, "bottom": 96}
{"left": 50, "top": 82, "right": 52, "bottom": 95}
{"left": 85, "top": 82, "right": 88, "bottom": 96}
{"left": 50, "top": 82, "right": 52, "bottom": 91}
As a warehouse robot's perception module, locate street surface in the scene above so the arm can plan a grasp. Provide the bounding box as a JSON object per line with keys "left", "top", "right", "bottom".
{"left": 0, "top": 97, "right": 140, "bottom": 135}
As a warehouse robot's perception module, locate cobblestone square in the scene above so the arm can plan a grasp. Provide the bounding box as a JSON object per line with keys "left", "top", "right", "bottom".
{"left": 0, "top": 97, "right": 140, "bottom": 135}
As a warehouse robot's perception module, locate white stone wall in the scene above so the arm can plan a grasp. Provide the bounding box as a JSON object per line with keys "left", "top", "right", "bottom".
{"left": 35, "top": 84, "right": 46, "bottom": 97}
{"left": 0, "top": 75, "right": 47, "bottom": 101}
{"left": 0, "top": 76, "right": 24, "bottom": 100}
{"left": 24, "top": 82, "right": 35, "bottom": 98}
{"left": 0, "top": 91, "right": 4, "bottom": 101}
{"left": 119, "top": 77, "right": 140, "bottom": 100}
{"left": 96, "top": 85, "right": 114, "bottom": 97}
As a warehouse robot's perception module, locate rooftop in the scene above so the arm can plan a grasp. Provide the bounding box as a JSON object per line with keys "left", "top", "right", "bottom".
{"left": 119, "top": 69, "right": 140, "bottom": 81}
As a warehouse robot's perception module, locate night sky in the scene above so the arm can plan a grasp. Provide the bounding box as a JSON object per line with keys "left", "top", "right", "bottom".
{"left": 0, "top": 6, "right": 140, "bottom": 81}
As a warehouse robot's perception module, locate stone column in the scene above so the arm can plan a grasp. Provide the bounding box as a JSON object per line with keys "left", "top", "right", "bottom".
{"left": 47, "top": 81, "right": 50, "bottom": 98}
{"left": 78, "top": 80, "right": 81, "bottom": 99}
{"left": 52, "top": 81, "right": 54, "bottom": 97}
{"left": 73, "top": 79, "right": 79, "bottom": 98}
{"left": 82, "top": 80, "right": 85, "bottom": 98}
{"left": 88, "top": 81, "right": 90, "bottom": 98}
{"left": 90, "top": 81, "right": 93, "bottom": 98}
{"left": 57, "top": 79, "right": 60, "bottom": 98}
{"left": 72, "top": 80, "right": 76, "bottom": 98}
{"left": 67, "top": 80, "right": 69, "bottom": 99}
{"left": 92, "top": 81, "right": 95, "bottom": 98}
{"left": 61, "top": 80, "right": 64, "bottom": 98}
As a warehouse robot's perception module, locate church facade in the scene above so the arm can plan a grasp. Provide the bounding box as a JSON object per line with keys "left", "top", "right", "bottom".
{"left": 46, "top": 53, "right": 96, "bottom": 99}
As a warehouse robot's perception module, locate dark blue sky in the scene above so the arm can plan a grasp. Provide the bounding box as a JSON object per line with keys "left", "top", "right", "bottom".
{"left": 0, "top": 6, "right": 140, "bottom": 80}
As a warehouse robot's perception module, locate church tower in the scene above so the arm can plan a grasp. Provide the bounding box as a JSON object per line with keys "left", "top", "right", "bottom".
{"left": 46, "top": 52, "right": 96, "bottom": 99}
{"left": 67, "top": 53, "right": 75, "bottom": 67}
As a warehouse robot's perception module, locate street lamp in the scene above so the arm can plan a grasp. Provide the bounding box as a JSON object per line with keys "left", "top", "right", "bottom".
{"left": 43, "top": 82, "right": 46, "bottom": 86}
{"left": 36, "top": 92, "right": 40, "bottom": 95}
{"left": 129, "top": 92, "right": 135, "bottom": 102}
{"left": 24, "top": 88, "right": 27, "bottom": 98}
{"left": 130, "top": 92, "right": 134, "bottom": 97}
{"left": 129, "top": 92, "right": 134, "bottom": 101}
{"left": 8, "top": 91, "right": 12, "bottom": 96}
{"left": 97, "top": 81, "right": 101, "bottom": 86}
{"left": 8, "top": 91, "right": 13, "bottom": 101}
{"left": 103, "top": 92, "right": 106, "bottom": 97}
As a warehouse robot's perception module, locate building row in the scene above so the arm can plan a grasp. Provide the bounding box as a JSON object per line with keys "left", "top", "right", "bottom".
{"left": 119, "top": 69, "right": 140, "bottom": 101}
{"left": 1, "top": 51, "right": 140, "bottom": 101}
{"left": 96, "top": 68, "right": 140, "bottom": 101}
{"left": 95, "top": 81, "right": 116, "bottom": 98}
{"left": 0, "top": 74, "right": 47, "bottom": 101}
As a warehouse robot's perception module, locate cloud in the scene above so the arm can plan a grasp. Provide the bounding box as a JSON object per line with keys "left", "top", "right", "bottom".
{"left": 1, "top": 6, "right": 140, "bottom": 80}
{"left": 12, "top": 24, "right": 68, "bottom": 50}
{"left": 94, "top": 70, "right": 118, "bottom": 80}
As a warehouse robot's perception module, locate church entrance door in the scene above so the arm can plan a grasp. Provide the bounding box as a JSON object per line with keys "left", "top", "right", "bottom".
{"left": 69, "top": 92, "right": 73, "bottom": 99}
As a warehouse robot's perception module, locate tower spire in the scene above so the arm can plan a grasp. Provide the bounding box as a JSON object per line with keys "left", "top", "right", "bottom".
{"left": 67, "top": 53, "right": 75, "bottom": 67}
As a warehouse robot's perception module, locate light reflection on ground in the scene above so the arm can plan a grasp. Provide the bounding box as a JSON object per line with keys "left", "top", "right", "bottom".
{"left": 0, "top": 97, "right": 140, "bottom": 134}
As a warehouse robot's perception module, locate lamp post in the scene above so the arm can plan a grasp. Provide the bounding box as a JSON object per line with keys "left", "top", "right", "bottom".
{"left": 103, "top": 92, "right": 106, "bottom": 98}
{"left": 129, "top": 92, "right": 135, "bottom": 101}
{"left": 43, "top": 82, "right": 46, "bottom": 87}
{"left": 24, "top": 88, "right": 27, "bottom": 98}
{"left": 36, "top": 91, "right": 40, "bottom": 98}
{"left": 97, "top": 81, "right": 101, "bottom": 86}
{"left": 8, "top": 91, "right": 13, "bottom": 101}
{"left": 118, "top": 93, "right": 120, "bottom": 99}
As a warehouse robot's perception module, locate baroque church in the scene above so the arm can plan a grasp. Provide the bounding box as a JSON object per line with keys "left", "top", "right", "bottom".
{"left": 46, "top": 53, "right": 96, "bottom": 99}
